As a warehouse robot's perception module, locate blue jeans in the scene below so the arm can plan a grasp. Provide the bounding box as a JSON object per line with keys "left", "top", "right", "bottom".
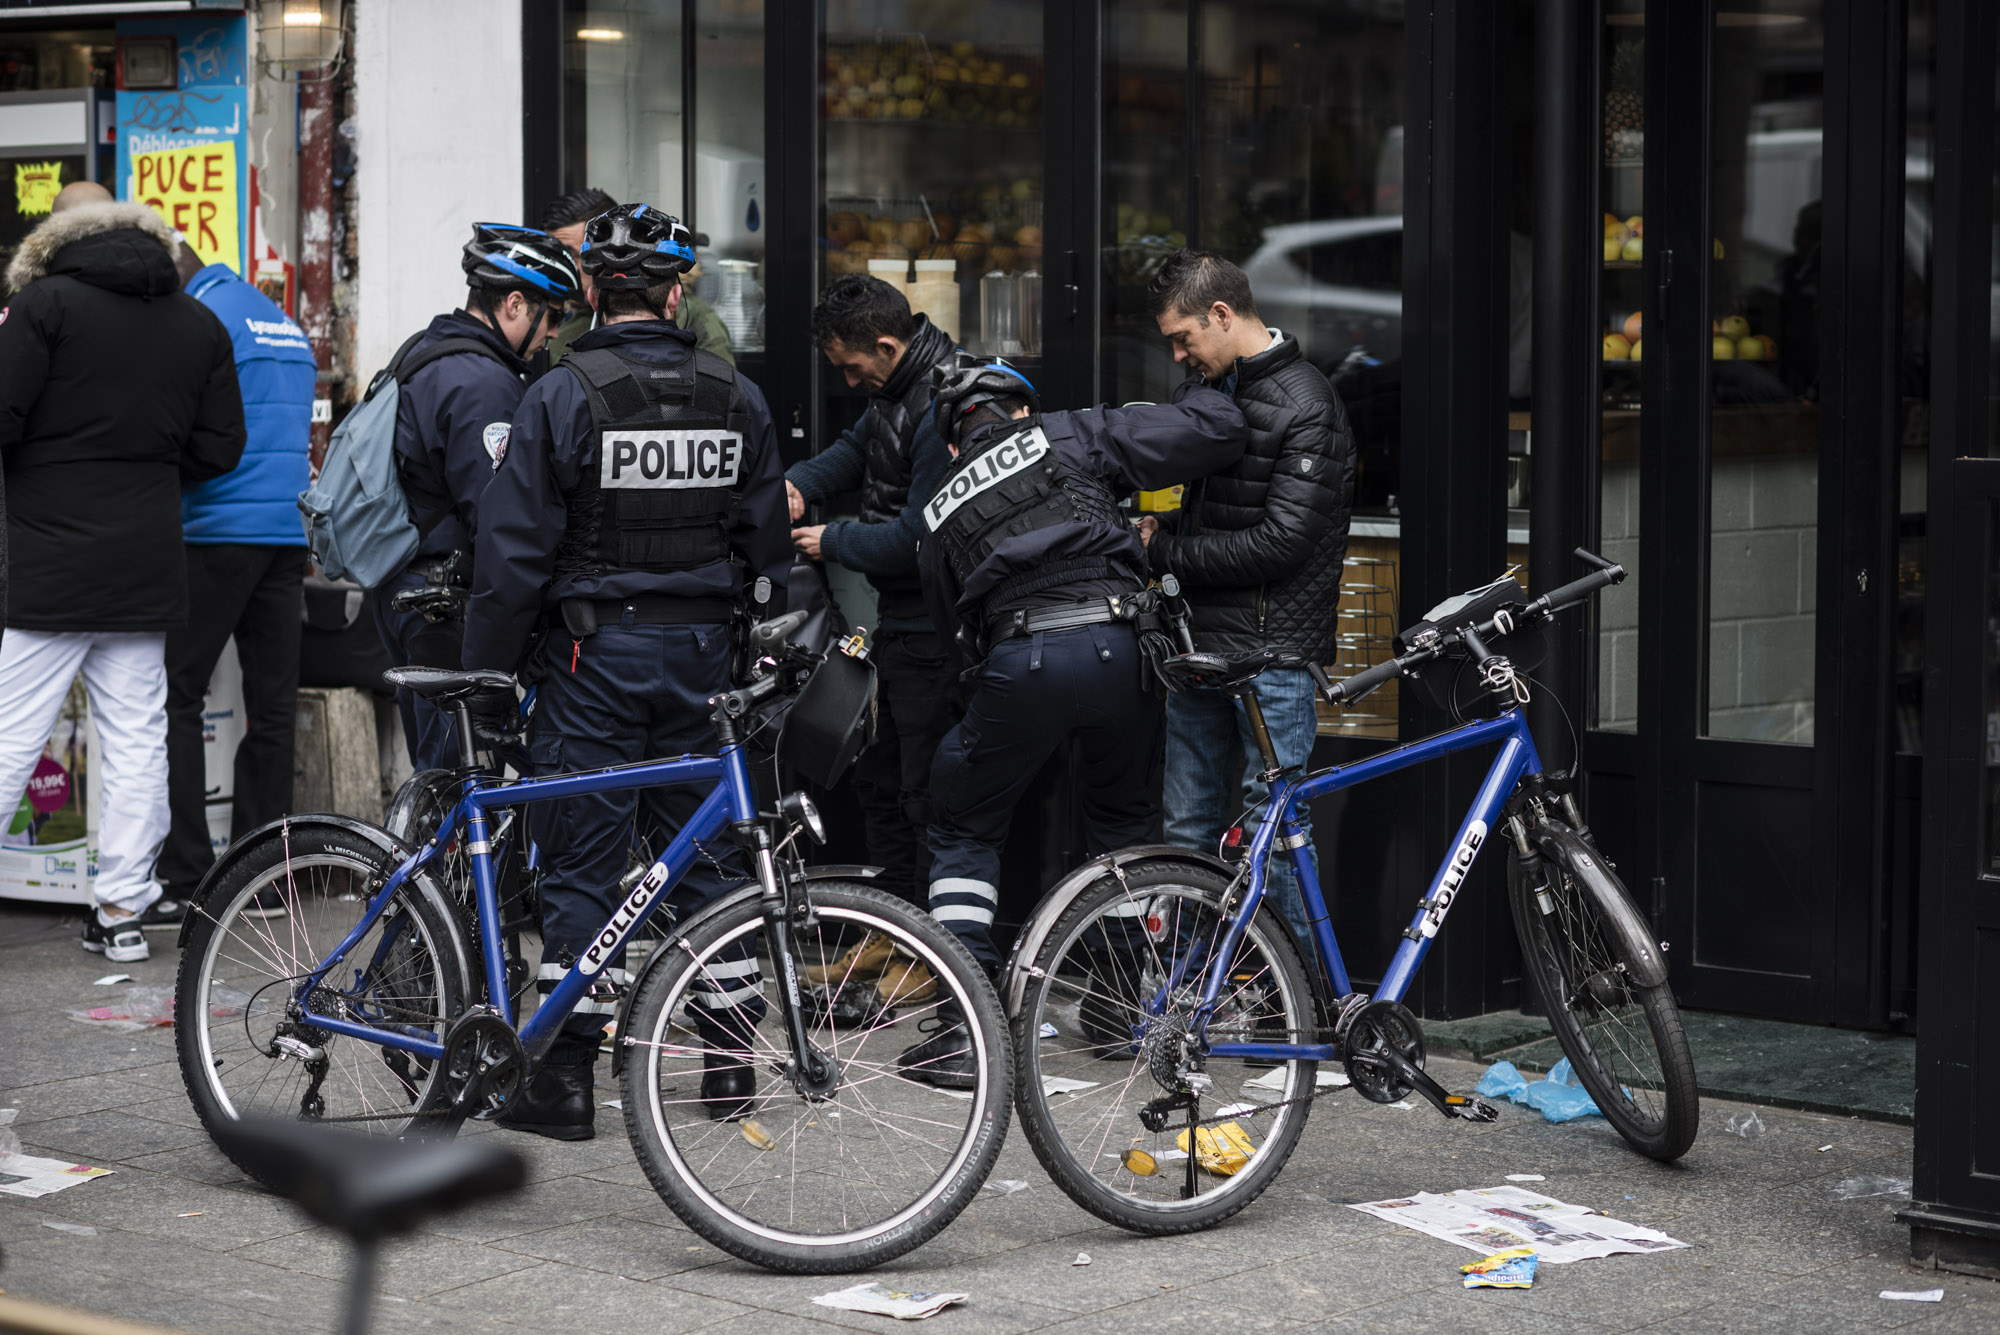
{"left": 1162, "top": 667, "right": 1322, "bottom": 951}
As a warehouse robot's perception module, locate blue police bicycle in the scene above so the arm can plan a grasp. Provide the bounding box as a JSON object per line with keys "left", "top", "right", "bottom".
{"left": 1005, "top": 550, "right": 1697, "bottom": 1234}
{"left": 172, "top": 611, "right": 1013, "bottom": 1273}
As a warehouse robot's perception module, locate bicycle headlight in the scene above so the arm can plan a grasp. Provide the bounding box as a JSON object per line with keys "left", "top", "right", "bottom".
{"left": 779, "top": 791, "right": 826, "bottom": 845}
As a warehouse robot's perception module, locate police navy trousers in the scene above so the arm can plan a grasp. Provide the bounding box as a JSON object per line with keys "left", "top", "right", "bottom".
{"left": 528, "top": 616, "right": 763, "bottom": 1065}
{"left": 927, "top": 622, "right": 1160, "bottom": 973}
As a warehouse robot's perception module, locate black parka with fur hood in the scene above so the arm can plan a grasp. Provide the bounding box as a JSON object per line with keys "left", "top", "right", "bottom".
{"left": 0, "top": 202, "right": 245, "bottom": 632}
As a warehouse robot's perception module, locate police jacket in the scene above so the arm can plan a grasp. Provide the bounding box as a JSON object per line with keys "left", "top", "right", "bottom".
{"left": 786, "top": 315, "right": 959, "bottom": 630}
{"left": 919, "top": 388, "right": 1248, "bottom": 647}
{"left": 462, "top": 320, "right": 790, "bottom": 675}
{"left": 393, "top": 311, "right": 531, "bottom": 564}
{"left": 0, "top": 202, "right": 244, "bottom": 634}
{"left": 1145, "top": 331, "right": 1355, "bottom": 663}
{"left": 181, "top": 264, "right": 316, "bottom": 546}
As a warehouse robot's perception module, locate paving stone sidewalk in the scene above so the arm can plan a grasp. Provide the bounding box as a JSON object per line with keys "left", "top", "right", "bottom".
{"left": 3, "top": 902, "right": 1994, "bottom": 1334}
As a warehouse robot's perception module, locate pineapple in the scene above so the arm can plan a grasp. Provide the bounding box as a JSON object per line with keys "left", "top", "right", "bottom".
{"left": 1604, "top": 37, "right": 1644, "bottom": 159}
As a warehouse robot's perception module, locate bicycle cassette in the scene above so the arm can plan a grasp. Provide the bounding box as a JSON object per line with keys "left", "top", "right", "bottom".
{"left": 1341, "top": 999, "right": 1427, "bottom": 1105}
{"left": 441, "top": 1005, "right": 528, "bottom": 1120}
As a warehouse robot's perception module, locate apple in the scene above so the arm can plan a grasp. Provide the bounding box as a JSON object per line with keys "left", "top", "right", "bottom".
{"left": 1630, "top": 339, "right": 1642, "bottom": 362}
{"left": 1753, "top": 334, "right": 1776, "bottom": 358}
{"left": 1603, "top": 333, "right": 1632, "bottom": 361}
{"left": 1621, "top": 236, "right": 1643, "bottom": 262}
{"left": 1604, "top": 219, "right": 1631, "bottom": 243}
{"left": 1719, "top": 315, "right": 1750, "bottom": 340}
{"left": 1625, "top": 215, "right": 1644, "bottom": 237}
{"left": 1622, "top": 311, "right": 1642, "bottom": 343}
{"left": 1712, "top": 335, "right": 1735, "bottom": 359}
{"left": 826, "top": 212, "right": 863, "bottom": 247}
{"left": 1735, "top": 336, "right": 1765, "bottom": 360}
{"left": 1604, "top": 238, "right": 1626, "bottom": 263}
{"left": 897, "top": 217, "right": 932, "bottom": 252}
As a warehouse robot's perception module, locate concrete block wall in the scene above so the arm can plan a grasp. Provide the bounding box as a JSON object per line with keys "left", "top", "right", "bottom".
{"left": 1591, "top": 454, "right": 1817, "bottom": 741}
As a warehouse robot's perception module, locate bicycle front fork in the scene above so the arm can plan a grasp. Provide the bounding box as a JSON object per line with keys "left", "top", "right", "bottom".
{"left": 742, "top": 823, "right": 839, "bottom": 1097}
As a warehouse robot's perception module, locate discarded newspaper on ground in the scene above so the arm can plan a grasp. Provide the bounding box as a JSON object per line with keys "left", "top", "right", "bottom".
{"left": 0, "top": 1155, "right": 114, "bottom": 1199}
{"left": 1349, "top": 1185, "right": 1686, "bottom": 1263}
{"left": 812, "top": 1282, "right": 969, "bottom": 1320}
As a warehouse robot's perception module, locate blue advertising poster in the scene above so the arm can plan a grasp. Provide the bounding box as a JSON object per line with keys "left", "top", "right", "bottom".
{"left": 114, "top": 14, "right": 249, "bottom": 273}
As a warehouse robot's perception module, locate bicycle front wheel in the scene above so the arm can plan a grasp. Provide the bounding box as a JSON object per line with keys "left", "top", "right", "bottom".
{"left": 621, "top": 880, "right": 1010, "bottom": 1273}
{"left": 175, "top": 821, "right": 471, "bottom": 1185}
{"left": 1013, "top": 860, "right": 1319, "bottom": 1235}
{"left": 1508, "top": 819, "right": 1699, "bottom": 1160}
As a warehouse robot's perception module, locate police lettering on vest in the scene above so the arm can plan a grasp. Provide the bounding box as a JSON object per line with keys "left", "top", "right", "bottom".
{"left": 925, "top": 426, "right": 1050, "bottom": 530}
{"left": 601, "top": 430, "right": 745, "bottom": 489}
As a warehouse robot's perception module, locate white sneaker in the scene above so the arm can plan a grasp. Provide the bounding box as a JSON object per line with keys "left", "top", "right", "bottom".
{"left": 81, "top": 909, "right": 150, "bottom": 963}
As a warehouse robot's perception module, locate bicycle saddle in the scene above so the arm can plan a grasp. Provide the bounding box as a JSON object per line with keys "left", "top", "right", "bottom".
{"left": 381, "top": 666, "right": 516, "bottom": 702}
{"left": 211, "top": 1116, "right": 525, "bottom": 1244}
{"left": 1158, "top": 648, "right": 1296, "bottom": 691}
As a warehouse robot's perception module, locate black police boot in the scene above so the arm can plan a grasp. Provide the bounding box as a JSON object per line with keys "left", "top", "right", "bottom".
{"left": 497, "top": 1060, "right": 596, "bottom": 1141}
{"left": 894, "top": 999, "right": 978, "bottom": 1090}
{"left": 701, "top": 1055, "right": 757, "bottom": 1121}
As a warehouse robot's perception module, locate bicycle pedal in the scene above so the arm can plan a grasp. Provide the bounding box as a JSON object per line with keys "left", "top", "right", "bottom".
{"left": 1442, "top": 1093, "right": 1500, "bottom": 1123}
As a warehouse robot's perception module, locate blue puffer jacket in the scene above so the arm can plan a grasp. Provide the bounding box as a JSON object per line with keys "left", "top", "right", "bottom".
{"left": 180, "top": 264, "right": 316, "bottom": 545}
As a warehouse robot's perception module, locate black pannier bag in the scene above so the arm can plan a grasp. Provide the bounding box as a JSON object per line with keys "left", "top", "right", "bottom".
{"left": 777, "top": 634, "right": 878, "bottom": 788}
{"left": 1392, "top": 572, "right": 1531, "bottom": 714}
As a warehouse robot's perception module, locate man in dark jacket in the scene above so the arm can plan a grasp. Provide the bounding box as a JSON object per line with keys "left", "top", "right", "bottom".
{"left": 0, "top": 198, "right": 245, "bottom": 964}
{"left": 155, "top": 240, "right": 317, "bottom": 918}
{"left": 372, "top": 224, "right": 579, "bottom": 772}
{"left": 540, "top": 187, "right": 734, "bottom": 366}
{"left": 785, "top": 274, "right": 961, "bottom": 927}
{"left": 1140, "top": 249, "right": 1355, "bottom": 949}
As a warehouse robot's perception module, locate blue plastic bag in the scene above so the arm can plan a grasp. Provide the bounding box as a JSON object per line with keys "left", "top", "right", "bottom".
{"left": 1474, "top": 1058, "right": 1603, "bottom": 1123}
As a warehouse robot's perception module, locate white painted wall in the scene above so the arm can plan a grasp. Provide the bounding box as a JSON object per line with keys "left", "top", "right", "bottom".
{"left": 354, "top": 0, "right": 523, "bottom": 377}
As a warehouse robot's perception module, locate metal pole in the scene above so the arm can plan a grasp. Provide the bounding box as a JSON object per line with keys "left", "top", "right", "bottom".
{"left": 298, "top": 75, "right": 336, "bottom": 471}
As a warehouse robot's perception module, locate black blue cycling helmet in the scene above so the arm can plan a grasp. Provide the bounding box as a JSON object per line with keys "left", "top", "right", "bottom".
{"left": 462, "top": 222, "right": 583, "bottom": 303}
{"left": 932, "top": 352, "right": 1041, "bottom": 446}
{"left": 580, "top": 203, "right": 696, "bottom": 290}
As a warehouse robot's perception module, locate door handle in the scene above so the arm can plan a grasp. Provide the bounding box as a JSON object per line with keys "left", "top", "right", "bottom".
{"left": 1064, "top": 249, "right": 1080, "bottom": 321}
{"left": 1656, "top": 248, "right": 1672, "bottom": 327}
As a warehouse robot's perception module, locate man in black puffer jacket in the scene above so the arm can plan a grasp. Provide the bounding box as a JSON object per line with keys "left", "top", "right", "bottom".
{"left": 0, "top": 190, "right": 245, "bottom": 964}
{"left": 1139, "top": 248, "right": 1355, "bottom": 950}
{"left": 786, "top": 275, "right": 962, "bottom": 932}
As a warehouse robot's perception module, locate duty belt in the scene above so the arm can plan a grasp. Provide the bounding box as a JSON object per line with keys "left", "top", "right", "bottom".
{"left": 988, "top": 594, "right": 1143, "bottom": 643}
{"left": 548, "top": 594, "right": 734, "bottom": 633}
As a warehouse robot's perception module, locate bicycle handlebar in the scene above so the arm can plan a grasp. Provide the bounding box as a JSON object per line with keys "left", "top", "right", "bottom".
{"left": 1322, "top": 548, "right": 1626, "bottom": 705}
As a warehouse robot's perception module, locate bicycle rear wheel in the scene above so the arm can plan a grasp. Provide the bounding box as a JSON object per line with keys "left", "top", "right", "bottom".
{"left": 621, "top": 880, "right": 1010, "bottom": 1273}
{"left": 1013, "top": 860, "right": 1318, "bottom": 1235}
{"left": 1507, "top": 818, "right": 1699, "bottom": 1160}
{"left": 175, "top": 821, "right": 471, "bottom": 1184}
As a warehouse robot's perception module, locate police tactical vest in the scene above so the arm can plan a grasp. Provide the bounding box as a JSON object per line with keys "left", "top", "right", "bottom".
{"left": 557, "top": 344, "right": 750, "bottom": 578}
{"left": 925, "top": 419, "right": 1132, "bottom": 617}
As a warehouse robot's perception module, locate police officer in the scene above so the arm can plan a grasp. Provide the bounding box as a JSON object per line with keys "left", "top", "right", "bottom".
{"left": 374, "top": 223, "right": 579, "bottom": 771}
{"left": 896, "top": 355, "right": 1248, "bottom": 1087}
{"left": 462, "top": 204, "right": 791, "bottom": 1138}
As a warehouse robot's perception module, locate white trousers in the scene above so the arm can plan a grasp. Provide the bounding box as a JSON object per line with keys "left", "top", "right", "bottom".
{"left": 0, "top": 630, "right": 169, "bottom": 914}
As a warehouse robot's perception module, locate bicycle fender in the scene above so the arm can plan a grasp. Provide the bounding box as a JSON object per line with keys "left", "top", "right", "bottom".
{"left": 1000, "top": 844, "right": 1236, "bottom": 1017}
{"left": 1528, "top": 821, "right": 1668, "bottom": 990}
{"left": 384, "top": 767, "right": 464, "bottom": 843}
{"left": 175, "top": 813, "right": 468, "bottom": 987}
{"left": 607, "top": 865, "right": 884, "bottom": 1079}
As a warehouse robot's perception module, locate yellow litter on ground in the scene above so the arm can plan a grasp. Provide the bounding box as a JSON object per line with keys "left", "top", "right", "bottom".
{"left": 1175, "top": 1121, "right": 1256, "bottom": 1175}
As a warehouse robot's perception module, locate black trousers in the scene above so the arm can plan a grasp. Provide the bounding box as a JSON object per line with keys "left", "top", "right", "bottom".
{"left": 158, "top": 544, "right": 307, "bottom": 896}
{"left": 848, "top": 629, "right": 963, "bottom": 906}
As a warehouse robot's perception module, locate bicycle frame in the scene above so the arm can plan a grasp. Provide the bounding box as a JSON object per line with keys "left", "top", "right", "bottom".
{"left": 292, "top": 743, "right": 761, "bottom": 1064}
{"left": 1191, "top": 704, "right": 1543, "bottom": 1063}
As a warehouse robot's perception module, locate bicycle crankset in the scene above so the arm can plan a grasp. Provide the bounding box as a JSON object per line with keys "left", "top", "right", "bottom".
{"left": 441, "top": 1006, "right": 528, "bottom": 1120}
{"left": 1341, "top": 999, "right": 1499, "bottom": 1123}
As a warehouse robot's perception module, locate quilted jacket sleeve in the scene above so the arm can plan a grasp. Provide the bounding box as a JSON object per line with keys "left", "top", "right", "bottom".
{"left": 1148, "top": 374, "right": 1351, "bottom": 589}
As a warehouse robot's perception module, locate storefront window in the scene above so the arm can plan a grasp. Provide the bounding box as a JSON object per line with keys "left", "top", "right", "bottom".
{"left": 1103, "top": 0, "right": 1188, "bottom": 408}
{"left": 820, "top": 1, "right": 1045, "bottom": 361}
{"left": 1595, "top": 0, "right": 1644, "bottom": 734}
{"left": 692, "top": 1, "right": 765, "bottom": 352}
{"left": 561, "top": 2, "right": 686, "bottom": 212}
{"left": 1702, "top": 0, "right": 1825, "bottom": 745}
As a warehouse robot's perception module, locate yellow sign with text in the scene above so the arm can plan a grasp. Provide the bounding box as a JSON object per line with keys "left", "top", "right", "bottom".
{"left": 14, "top": 161, "right": 62, "bottom": 217}
{"left": 131, "top": 141, "right": 240, "bottom": 272}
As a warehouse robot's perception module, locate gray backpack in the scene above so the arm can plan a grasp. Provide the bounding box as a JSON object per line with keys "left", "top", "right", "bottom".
{"left": 299, "top": 333, "right": 508, "bottom": 589}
